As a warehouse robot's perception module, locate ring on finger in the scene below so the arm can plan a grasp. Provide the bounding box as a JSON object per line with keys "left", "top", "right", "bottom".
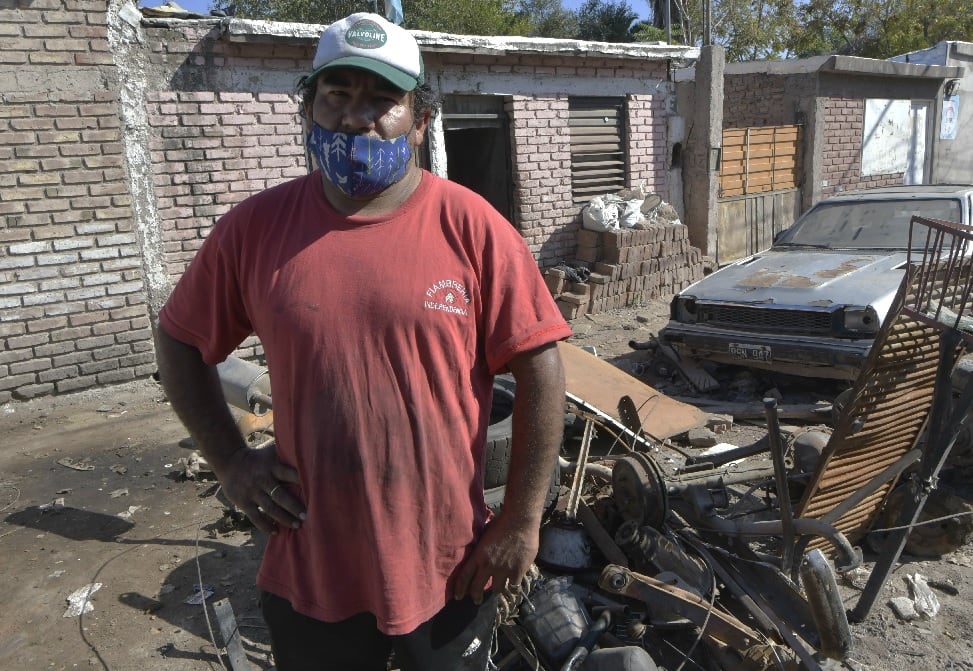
{"left": 268, "top": 484, "right": 281, "bottom": 500}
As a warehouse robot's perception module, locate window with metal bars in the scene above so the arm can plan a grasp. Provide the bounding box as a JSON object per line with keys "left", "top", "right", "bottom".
{"left": 569, "top": 97, "right": 627, "bottom": 204}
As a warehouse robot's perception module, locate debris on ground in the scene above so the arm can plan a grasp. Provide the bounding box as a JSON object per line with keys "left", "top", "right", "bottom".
{"left": 63, "top": 583, "right": 102, "bottom": 618}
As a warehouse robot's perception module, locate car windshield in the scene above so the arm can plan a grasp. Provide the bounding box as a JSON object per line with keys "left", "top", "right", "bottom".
{"left": 776, "top": 198, "right": 963, "bottom": 250}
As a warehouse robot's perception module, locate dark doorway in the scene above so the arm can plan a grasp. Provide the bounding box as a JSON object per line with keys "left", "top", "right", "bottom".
{"left": 442, "top": 95, "right": 513, "bottom": 223}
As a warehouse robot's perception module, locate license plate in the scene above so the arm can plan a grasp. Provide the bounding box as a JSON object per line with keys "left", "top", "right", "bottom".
{"left": 729, "top": 343, "right": 772, "bottom": 362}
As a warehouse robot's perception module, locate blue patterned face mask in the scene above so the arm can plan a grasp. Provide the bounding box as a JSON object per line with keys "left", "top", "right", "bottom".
{"left": 306, "top": 123, "right": 413, "bottom": 198}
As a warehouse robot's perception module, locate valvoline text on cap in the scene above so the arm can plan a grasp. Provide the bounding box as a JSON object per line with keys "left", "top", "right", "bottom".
{"left": 345, "top": 19, "right": 388, "bottom": 49}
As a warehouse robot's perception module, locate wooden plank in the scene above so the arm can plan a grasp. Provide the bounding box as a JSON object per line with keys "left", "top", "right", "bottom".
{"left": 557, "top": 342, "right": 707, "bottom": 440}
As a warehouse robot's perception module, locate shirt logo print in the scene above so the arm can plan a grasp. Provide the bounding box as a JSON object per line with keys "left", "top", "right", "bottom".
{"left": 424, "top": 279, "right": 471, "bottom": 316}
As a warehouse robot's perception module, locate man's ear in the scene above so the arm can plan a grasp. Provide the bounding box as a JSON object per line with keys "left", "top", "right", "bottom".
{"left": 412, "top": 108, "right": 431, "bottom": 146}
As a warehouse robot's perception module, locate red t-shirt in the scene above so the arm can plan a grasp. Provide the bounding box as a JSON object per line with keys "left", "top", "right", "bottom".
{"left": 159, "top": 170, "right": 571, "bottom": 634}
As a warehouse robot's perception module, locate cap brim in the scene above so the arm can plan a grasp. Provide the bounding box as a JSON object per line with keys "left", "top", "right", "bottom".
{"left": 307, "top": 56, "right": 420, "bottom": 92}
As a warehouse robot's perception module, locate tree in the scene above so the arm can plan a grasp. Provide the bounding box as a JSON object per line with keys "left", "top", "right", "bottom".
{"left": 576, "top": 0, "right": 639, "bottom": 42}
{"left": 792, "top": 0, "right": 973, "bottom": 58}
{"left": 212, "top": 0, "right": 363, "bottom": 23}
{"left": 713, "top": 0, "right": 797, "bottom": 61}
{"left": 404, "top": 0, "right": 529, "bottom": 35}
{"left": 630, "top": 19, "right": 667, "bottom": 42}
{"left": 515, "top": 0, "right": 578, "bottom": 38}
{"left": 213, "top": 0, "right": 530, "bottom": 34}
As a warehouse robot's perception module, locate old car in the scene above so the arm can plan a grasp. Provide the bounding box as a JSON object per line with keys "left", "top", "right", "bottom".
{"left": 660, "top": 185, "right": 973, "bottom": 380}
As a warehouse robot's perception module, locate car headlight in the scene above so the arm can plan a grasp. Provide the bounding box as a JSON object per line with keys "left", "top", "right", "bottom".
{"left": 841, "top": 306, "right": 880, "bottom": 335}
{"left": 671, "top": 295, "right": 698, "bottom": 323}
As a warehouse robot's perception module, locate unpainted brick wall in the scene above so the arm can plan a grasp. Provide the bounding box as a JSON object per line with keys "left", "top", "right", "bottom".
{"left": 148, "top": 91, "right": 307, "bottom": 281}
{"left": 626, "top": 94, "right": 669, "bottom": 198}
{"left": 821, "top": 96, "right": 902, "bottom": 198}
{"left": 1, "top": 0, "right": 155, "bottom": 402}
{"left": 509, "top": 95, "right": 576, "bottom": 262}
{"left": 723, "top": 74, "right": 790, "bottom": 128}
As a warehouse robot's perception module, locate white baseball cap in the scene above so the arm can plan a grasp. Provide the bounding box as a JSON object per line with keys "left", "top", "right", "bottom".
{"left": 308, "top": 13, "right": 424, "bottom": 92}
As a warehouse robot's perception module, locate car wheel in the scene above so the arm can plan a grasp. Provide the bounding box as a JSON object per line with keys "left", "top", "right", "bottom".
{"left": 484, "top": 381, "right": 515, "bottom": 490}
{"left": 483, "top": 377, "right": 561, "bottom": 518}
{"left": 484, "top": 467, "right": 561, "bottom": 519}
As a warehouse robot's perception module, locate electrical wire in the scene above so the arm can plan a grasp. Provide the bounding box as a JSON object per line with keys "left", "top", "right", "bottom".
{"left": 870, "top": 508, "right": 973, "bottom": 533}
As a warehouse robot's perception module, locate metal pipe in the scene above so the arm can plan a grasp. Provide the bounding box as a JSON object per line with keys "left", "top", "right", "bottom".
{"left": 216, "top": 356, "right": 272, "bottom": 415}
{"left": 558, "top": 456, "right": 613, "bottom": 480}
{"left": 765, "top": 397, "right": 796, "bottom": 576}
{"left": 695, "top": 515, "right": 861, "bottom": 572}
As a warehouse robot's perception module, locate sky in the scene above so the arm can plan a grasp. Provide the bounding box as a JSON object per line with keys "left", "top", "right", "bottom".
{"left": 150, "top": 0, "right": 651, "bottom": 22}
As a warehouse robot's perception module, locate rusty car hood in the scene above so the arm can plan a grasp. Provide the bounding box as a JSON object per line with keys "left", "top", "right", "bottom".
{"left": 687, "top": 249, "right": 906, "bottom": 312}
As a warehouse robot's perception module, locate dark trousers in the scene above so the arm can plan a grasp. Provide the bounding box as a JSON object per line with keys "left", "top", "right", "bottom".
{"left": 260, "top": 590, "right": 499, "bottom": 671}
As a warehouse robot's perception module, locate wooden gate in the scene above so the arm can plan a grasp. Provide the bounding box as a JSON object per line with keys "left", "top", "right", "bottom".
{"left": 717, "top": 124, "right": 804, "bottom": 264}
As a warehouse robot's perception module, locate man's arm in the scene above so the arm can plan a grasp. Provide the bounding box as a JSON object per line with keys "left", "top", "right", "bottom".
{"left": 155, "top": 324, "right": 304, "bottom": 533}
{"left": 453, "top": 341, "right": 565, "bottom": 604}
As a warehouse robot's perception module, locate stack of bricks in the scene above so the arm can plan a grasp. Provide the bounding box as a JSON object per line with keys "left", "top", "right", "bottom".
{"left": 546, "top": 223, "right": 705, "bottom": 321}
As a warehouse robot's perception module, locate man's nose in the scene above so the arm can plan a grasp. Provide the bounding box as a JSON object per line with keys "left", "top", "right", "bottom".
{"left": 339, "top": 98, "right": 377, "bottom": 133}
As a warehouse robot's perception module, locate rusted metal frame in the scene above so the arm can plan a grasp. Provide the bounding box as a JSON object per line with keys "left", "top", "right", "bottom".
{"left": 847, "top": 217, "right": 973, "bottom": 614}
{"left": 792, "top": 448, "right": 920, "bottom": 559}
{"left": 795, "top": 314, "right": 942, "bottom": 542}
{"left": 851, "top": 329, "right": 970, "bottom": 621}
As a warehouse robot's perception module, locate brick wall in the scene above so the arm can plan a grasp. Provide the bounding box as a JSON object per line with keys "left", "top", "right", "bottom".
{"left": 0, "top": 0, "right": 155, "bottom": 402}
{"left": 821, "top": 96, "right": 902, "bottom": 198}
{"left": 147, "top": 91, "right": 306, "bottom": 280}
{"left": 627, "top": 94, "right": 669, "bottom": 194}
{"left": 0, "top": 7, "right": 680, "bottom": 402}
{"left": 509, "top": 96, "right": 576, "bottom": 263}
{"left": 723, "top": 74, "right": 790, "bottom": 128}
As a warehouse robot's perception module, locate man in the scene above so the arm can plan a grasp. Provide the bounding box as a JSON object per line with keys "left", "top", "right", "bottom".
{"left": 155, "top": 12, "right": 571, "bottom": 671}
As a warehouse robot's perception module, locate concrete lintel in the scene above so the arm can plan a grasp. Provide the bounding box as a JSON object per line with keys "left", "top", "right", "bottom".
{"left": 192, "top": 17, "right": 699, "bottom": 62}
{"left": 219, "top": 17, "right": 322, "bottom": 44}
{"left": 823, "top": 55, "right": 964, "bottom": 80}
{"left": 699, "top": 53, "right": 963, "bottom": 82}
{"left": 413, "top": 31, "right": 699, "bottom": 62}
{"left": 434, "top": 71, "right": 668, "bottom": 97}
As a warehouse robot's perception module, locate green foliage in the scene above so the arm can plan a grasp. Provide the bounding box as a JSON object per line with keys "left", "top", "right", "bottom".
{"left": 403, "top": 0, "right": 529, "bottom": 35}
{"left": 714, "top": 0, "right": 797, "bottom": 61}
{"left": 576, "top": 0, "right": 639, "bottom": 42}
{"left": 212, "top": 0, "right": 363, "bottom": 23}
{"left": 631, "top": 20, "right": 667, "bottom": 43}
{"left": 214, "top": 0, "right": 972, "bottom": 57}
{"left": 515, "top": 0, "right": 578, "bottom": 38}
{"left": 791, "top": 0, "right": 973, "bottom": 58}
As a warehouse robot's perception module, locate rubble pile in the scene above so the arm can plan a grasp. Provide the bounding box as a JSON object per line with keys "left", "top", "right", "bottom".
{"left": 490, "top": 404, "right": 849, "bottom": 671}
{"left": 545, "top": 224, "right": 705, "bottom": 320}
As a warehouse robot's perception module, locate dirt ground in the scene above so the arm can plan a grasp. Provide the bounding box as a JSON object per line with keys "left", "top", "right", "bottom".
{"left": 1, "top": 301, "right": 971, "bottom": 671}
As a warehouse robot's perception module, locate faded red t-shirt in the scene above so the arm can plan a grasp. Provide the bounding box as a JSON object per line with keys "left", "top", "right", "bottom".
{"left": 159, "top": 170, "right": 571, "bottom": 634}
